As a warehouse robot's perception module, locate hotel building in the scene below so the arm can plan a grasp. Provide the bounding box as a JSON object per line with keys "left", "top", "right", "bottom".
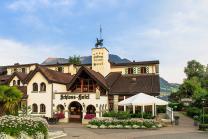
{"left": 0, "top": 46, "right": 160, "bottom": 122}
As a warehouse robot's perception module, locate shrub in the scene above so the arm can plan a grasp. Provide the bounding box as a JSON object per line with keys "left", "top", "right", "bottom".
{"left": 103, "top": 111, "right": 153, "bottom": 120}
{"left": 186, "top": 107, "right": 201, "bottom": 118}
{"left": 102, "top": 111, "right": 117, "bottom": 117}
{"left": 84, "top": 114, "right": 96, "bottom": 120}
{"left": 199, "top": 124, "right": 208, "bottom": 131}
{"left": 130, "top": 113, "right": 153, "bottom": 119}
{"left": 200, "top": 114, "right": 208, "bottom": 124}
{"left": 0, "top": 115, "right": 48, "bottom": 138}
{"left": 115, "top": 111, "right": 130, "bottom": 120}
{"left": 168, "top": 102, "right": 183, "bottom": 111}
{"left": 88, "top": 118, "right": 161, "bottom": 129}
{"left": 157, "top": 106, "right": 166, "bottom": 113}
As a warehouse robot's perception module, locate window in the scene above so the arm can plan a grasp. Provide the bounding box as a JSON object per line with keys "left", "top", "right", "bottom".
{"left": 13, "top": 80, "right": 16, "bottom": 86}
{"left": 32, "top": 104, "right": 38, "bottom": 113}
{"left": 14, "top": 68, "right": 17, "bottom": 72}
{"left": 57, "top": 67, "right": 63, "bottom": 72}
{"left": 17, "top": 80, "right": 21, "bottom": 86}
{"left": 40, "top": 82, "right": 46, "bottom": 92}
{"left": 141, "top": 67, "right": 147, "bottom": 74}
{"left": 33, "top": 83, "right": 38, "bottom": 92}
{"left": 22, "top": 68, "right": 26, "bottom": 73}
{"left": 40, "top": 104, "right": 46, "bottom": 113}
{"left": 128, "top": 67, "right": 133, "bottom": 74}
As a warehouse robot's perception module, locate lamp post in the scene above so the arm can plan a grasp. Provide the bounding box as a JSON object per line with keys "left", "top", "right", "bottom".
{"left": 202, "top": 98, "right": 206, "bottom": 124}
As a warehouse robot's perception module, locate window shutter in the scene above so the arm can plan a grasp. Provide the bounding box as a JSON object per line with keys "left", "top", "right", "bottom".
{"left": 133, "top": 67, "right": 137, "bottom": 74}
{"left": 125, "top": 68, "right": 128, "bottom": 74}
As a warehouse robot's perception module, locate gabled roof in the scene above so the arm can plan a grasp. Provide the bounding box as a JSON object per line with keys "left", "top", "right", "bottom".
{"left": 67, "top": 66, "right": 108, "bottom": 90}
{"left": 25, "top": 66, "right": 73, "bottom": 84}
{"left": 106, "top": 72, "right": 160, "bottom": 96}
{"left": 7, "top": 72, "right": 28, "bottom": 84}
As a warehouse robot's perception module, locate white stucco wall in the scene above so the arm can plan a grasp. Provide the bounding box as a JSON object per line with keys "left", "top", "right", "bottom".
{"left": 27, "top": 72, "right": 53, "bottom": 117}
{"left": 92, "top": 47, "right": 111, "bottom": 77}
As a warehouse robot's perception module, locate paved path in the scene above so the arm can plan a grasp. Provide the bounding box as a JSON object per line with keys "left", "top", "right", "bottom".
{"left": 49, "top": 112, "right": 205, "bottom": 139}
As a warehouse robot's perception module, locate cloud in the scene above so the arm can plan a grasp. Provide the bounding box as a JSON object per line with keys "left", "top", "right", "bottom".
{"left": 0, "top": 38, "right": 74, "bottom": 66}
{"left": 7, "top": 0, "right": 75, "bottom": 12}
{"left": 108, "top": 0, "right": 208, "bottom": 83}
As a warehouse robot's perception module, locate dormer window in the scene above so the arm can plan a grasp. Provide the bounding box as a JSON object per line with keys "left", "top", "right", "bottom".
{"left": 13, "top": 80, "right": 16, "bottom": 86}
{"left": 17, "top": 80, "right": 21, "bottom": 86}
{"left": 58, "top": 67, "right": 63, "bottom": 72}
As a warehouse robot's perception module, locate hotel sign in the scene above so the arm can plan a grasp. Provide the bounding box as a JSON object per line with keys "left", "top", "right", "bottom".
{"left": 60, "top": 94, "right": 90, "bottom": 100}
{"left": 93, "top": 55, "right": 103, "bottom": 66}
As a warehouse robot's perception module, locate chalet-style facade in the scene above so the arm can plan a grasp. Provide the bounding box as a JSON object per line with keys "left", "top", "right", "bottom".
{"left": 0, "top": 47, "right": 160, "bottom": 122}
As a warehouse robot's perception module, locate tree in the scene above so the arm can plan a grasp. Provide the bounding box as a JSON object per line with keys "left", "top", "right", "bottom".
{"left": 178, "top": 77, "right": 206, "bottom": 99}
{"left": 68, "top": 55, "right": 81, "bottom": 65}
{"left": 0, "top": 85, "right": 23, "bottom": 115}
{"left": 184, "top": 60, "right": 205, "bottom": 80}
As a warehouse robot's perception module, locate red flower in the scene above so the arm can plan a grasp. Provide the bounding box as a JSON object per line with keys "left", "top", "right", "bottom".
{"left": 84, "top": 114, "right": 96, "bottom": 119}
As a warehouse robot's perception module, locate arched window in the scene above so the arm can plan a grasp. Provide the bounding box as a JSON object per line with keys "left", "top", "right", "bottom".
{"left": 57, "top": 104, "right": 65, "bottom": 112}
{"left": 13, "top": 80, "right": 16, "bottom": 86}
{"left": 32, "top": 104, "right": 38, "bottom": 113}
{"left": 86, "top": 105, "right": 96, "bottom": 114}
{"left": 40, "top": 104, "right": 46, "bottom": 113}
{"left": 40, "top": 82, "right": 46, "bottom": 92}
{"left": 33, "top": 83, "right": 38, "bottom": 92}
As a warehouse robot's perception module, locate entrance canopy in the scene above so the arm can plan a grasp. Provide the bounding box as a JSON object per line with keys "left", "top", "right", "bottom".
{"left": 118, "top": 93, "right": 168, "bottom": 106}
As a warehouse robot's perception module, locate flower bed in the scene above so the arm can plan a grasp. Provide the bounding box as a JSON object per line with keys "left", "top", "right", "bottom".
{"left": 87, "top": 118, "right": 162, "bottom": 129}
{"left": 0, "top": 115, "right": 48, "bottom": 139}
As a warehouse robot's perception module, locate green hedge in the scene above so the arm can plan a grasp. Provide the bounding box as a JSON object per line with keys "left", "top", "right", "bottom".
{"left": 200, "top": 114, "right": 208, "bottom": 124}
{"left": 199, "top": 124, "right": 208, "bottom": 131}
{"left": 103, "top": 111, "right": 153, "bottom": 119}
{"left": 186, "top": 107, "right": 201, "bottom": 118}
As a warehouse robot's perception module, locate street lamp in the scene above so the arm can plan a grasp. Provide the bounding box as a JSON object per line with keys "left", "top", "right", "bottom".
{"left": 202, "top": 98, "right": 206, "bottom": 124}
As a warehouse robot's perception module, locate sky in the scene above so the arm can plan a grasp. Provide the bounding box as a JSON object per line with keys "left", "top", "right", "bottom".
{"left": 0, "top": 0, "right": 208, "bottom": 83}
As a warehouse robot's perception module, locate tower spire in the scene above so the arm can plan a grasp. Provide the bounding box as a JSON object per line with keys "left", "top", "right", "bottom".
{"left": 95, "top": 24, "right": 104, "bottom": 48}
{"left": 100, "top": 24, "right": 102, "bottom": 40}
